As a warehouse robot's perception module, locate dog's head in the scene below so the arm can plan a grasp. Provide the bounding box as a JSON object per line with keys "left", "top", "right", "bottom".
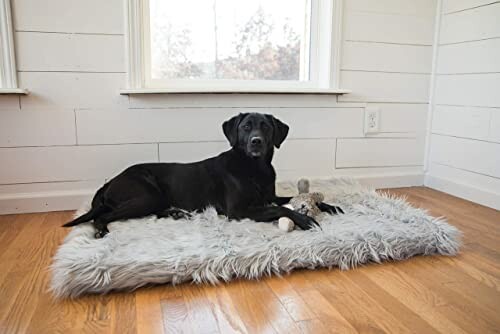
{"left": 223, "top": 113, "right": 289, "bottom": 159}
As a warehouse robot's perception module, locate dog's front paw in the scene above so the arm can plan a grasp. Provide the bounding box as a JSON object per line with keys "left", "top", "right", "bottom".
{"left": 319, "top": 202, "right": 344, "bottom": 215}
{"left": 94, "top": 230, "right": 108, "bottom": 239}
{"left": 294, "top": 214, "right": 319, "bottom": 230}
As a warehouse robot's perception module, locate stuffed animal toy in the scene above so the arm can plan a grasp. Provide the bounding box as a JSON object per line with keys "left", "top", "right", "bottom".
{"left": 278, "top": 179, "right": 325, "bottom": 232}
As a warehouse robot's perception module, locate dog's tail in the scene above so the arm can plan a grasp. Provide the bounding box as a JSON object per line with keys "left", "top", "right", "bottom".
{"left": 62, "top": 205, "right": 105, "bottom": 227}
{"left": 62, "top": 183, "right": 108, "bottom": 227}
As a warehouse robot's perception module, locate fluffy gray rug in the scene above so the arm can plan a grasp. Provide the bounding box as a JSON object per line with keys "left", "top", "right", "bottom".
{"left": 50, "top": 179, "right": 461, "bottom": 298}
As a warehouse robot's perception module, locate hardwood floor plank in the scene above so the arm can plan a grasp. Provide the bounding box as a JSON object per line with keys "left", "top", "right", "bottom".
{"left": 296, "top": 318, "right": 331, "bottom": 334}
{"left": 135, "top": 287, "right": 165, "bottom": 334}
{"left": 202, "top": 284, "right": 249, "bottom": 334}
{"left": 265, "top": 276, "right": 316, "bottom": 322}
{"left": 297, "top": 288, "right": 357, "bottom": 333}
{"left": 225, "top": 280, "right": 277, "bottom": 334}
{"left": 160, "top": 286, "right": 194, "bottom": 334}
{"left": 0, "top": 213, "right": 51, "bottom": 332}
{"left": 110, "top": 292, "right": 137, "bottom": 334}
{"left": 0, "top": 213, "right": 47, "bottom": 284}
{"left": 345, "top": 269, "right": 441, "bottom": 334}
{"left": 320, "top": 270, "right": 414, "bottom": 334}
{"left": 441, "top": 254, "right": 500, "bottom": 291}
{"left": 177, "top": 284, "right": 221, "bottom": 334}
{"left": 364, "top": 261, "right": 476, "bottom": 334}
{"left": 241, "top": 279, "right": 302, "bottom": 334}
{"left": 286, "top": 269, "right": 412, "bottom": 333}
{"left": 415, "top": 258, "right": 500, "bottom": 325}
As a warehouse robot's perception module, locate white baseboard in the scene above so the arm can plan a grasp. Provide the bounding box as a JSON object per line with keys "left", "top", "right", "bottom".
{"left": 0, "top": 189, "right": 93, "bottom": 215}
{"left": 425, "top": 174, "right": 500, "bottom": 210}
{"left": 0, "top": 173, "right": 424, "bottom": 215}
{"left": 354, "top": 173, "right": 424, "bottom": 189}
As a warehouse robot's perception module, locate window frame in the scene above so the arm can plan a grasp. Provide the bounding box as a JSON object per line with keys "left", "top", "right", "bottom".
{"left": 122, "top": 0, "right": 347, "bottom": 94}
{"left": 0, "top": 0, "right": 27, "bottom": 94}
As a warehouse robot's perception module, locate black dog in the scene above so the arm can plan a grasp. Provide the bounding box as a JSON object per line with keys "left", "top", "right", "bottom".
{"left": 63, "top": 113, "right": 343, "bottom": 238}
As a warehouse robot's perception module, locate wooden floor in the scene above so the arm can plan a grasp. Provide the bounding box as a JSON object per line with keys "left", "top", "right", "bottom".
{"left": 0, "top": 187, "right": 499, "bottom": 334}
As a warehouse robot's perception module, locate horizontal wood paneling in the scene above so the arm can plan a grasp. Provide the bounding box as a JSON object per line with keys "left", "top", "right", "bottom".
{"left": 339, "top": 71, "right": 430, "bottom": 103}
{"left": 0, "top": 96, "right": 19, "bottom": 110}
{"left": 273, "top": 139, "right": 336, "bottom": 174}
{"left": 432, "top": 105, "right": 500, "bottom": 142}
{"left": 342, "top": 42, "right": 432, "bottom": 73}
{"left": 76, "top": 108, "right": 364, "bottom": 145}
{"left": 18, "top": 72, "right": 127, "bottom": 109}
{"left": 437, "top": 38, "right": 500, "bottom": 73}
{"left": 442, "top": 0, "right": 499, "bottom": 14}
{"left": 0, "top": 145, "right": 157, "bottom": 184}
{"left": 345, "top": 0, "right": 436, "bottom": 16}
{"left": 128, "top": 94, "right": 342, "bottom": 109}
{"left": 439, "top": 3, "right": 500, "bottom": 44}
{"left": 434, "top": 73, "right": 500, "bottom": 107}
{"left": 159, "top": 139, "right": 336, "bottom": 178}
{"left": 15, "top": 32, "right": 124, "bottom": 72}
{"left": 0, "top": 110, "right": 76, "bottom": 147}
{"left": 336, "top": 138, "right": 424, "bottom": 168}
{"left": 344, "top": 11, "right": 435, "bottom": 45}
{"left": 159, "top": 142, "right": 229, "bottom": 163}
{"left": 430, "top": 134, "right": 500, "bottom": 178}
{"left": 12, "top": 0, "right": 123, "bottom": 34}
{"left": 490, "top": 111, "right": 500, "bottom": 142}
{"left": 426, "top": 0, "right": 500, "bottom": 209}
{"left": 370, "top": 103, "right": 428, "bottom": 134}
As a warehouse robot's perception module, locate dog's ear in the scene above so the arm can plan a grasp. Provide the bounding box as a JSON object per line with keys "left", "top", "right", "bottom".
{"left": 223, "top": 113, "right": 246, "bottom": 147}
{"left": 267, "top": 115, "right": 289, "bottom": 148}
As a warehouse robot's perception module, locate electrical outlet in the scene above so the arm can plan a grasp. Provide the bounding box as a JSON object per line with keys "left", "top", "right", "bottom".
{"left": 364, "top": 107, "right": 380, "bottom": 134}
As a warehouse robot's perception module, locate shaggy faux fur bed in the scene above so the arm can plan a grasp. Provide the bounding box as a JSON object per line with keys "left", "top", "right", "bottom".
{"left": 50, "top": 179, "right": 461, "bottom": 298}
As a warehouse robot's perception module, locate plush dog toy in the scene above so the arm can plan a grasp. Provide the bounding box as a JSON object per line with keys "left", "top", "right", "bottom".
{"left": 278, "top": 179, "right": 325, "bottom": 232}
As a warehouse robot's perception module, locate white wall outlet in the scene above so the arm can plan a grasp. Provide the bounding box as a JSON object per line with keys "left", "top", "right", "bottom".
{"left": 364, "top": 107, "right": 380, "bottom": 134}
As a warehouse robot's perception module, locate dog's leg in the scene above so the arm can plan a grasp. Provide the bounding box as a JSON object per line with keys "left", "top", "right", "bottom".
{"left": 273, "top": 196, "right": 293, "bottom": 205}
{"left": 230, "top": 206, "right": 319, "bottom": 230}
{"left": 156, "top": 208, "right": 192, "bottom": 220}
{"left": 93, "top": 218, "right": 110, "bottom": 239}
{"left": 318, "top": 202, "right": 344, "bottom": 214}
{"left": 92, "top": 197, "right": 163, "bottom": 238}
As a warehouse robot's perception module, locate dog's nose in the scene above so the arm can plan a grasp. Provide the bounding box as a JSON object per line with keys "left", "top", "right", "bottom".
{"left": 251, "top": 137, "right": 262, "bottom": 145}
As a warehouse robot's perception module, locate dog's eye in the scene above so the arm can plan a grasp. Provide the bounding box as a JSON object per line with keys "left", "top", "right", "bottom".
{"left": 243, "top": 124, "right": 251, "bottom": 131}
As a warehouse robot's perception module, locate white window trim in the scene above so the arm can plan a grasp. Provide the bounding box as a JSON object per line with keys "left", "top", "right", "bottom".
{"left": 0, "top": 0, "right": 27, "bottom": 94}
{"left": 121, "top": 0, "right": 349, "bottom": 95}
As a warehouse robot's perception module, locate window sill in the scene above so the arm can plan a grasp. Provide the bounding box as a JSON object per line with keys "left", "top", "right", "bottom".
{"left": 119, "top": 87, "right": 351, "bottom": 95}
{"left": 0, "top": 88, "right": 29, "bottom": 95}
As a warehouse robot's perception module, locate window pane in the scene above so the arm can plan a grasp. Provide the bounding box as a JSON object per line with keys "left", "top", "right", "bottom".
{"left": 149, "top": 0, "right": 311, "bottom": 81}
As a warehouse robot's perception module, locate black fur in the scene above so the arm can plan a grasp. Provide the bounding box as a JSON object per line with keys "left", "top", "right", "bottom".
{"left": 63, "top": 113, "right": 343, "bottom": 238}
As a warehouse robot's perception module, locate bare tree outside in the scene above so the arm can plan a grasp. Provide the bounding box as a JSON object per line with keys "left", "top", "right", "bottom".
{"left": 150, "top": 0, "right": 309, "bottom": 81}
{"left": 151, "top": 22, "right": 203, "bottom": 79}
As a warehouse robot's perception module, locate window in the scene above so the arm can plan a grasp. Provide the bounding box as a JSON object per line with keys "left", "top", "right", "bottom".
{"left": 0, "top": 0, "right": 25, "bottom": 93}
{"left": 123, "top": 0, "right": 346, "bottom": 94}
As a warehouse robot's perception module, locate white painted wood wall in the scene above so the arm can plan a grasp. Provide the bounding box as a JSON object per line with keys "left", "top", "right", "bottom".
{"left": 1, "top": 0, "right": 435, "bottom": 214}
{"left": 425, "top": 0, "right": 500, "bottom": 210}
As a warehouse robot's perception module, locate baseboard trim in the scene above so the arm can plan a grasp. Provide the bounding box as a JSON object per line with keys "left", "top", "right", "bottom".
{"left": 425, "top": 174, "right": 500, "bottom": 210}
{"left": 0, "top": 190, "right": 93, "bottom": 215}
{"left": 354, "top": 173, "right": 424, "bottom": 189}
{"left": 0, "top": 173, "right": 424, "bottom": 215}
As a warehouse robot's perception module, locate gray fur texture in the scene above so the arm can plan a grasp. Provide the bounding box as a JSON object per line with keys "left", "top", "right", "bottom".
{"left": 50, "top": 179, "right": 461, "bottom": 298}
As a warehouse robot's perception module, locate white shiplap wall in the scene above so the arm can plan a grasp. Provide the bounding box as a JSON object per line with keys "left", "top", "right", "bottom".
{"left": 426, "top": 0, "right": 500, "bottom": 210}
{"left": 0, "top": 0, "right": 435, "bottom": 214}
